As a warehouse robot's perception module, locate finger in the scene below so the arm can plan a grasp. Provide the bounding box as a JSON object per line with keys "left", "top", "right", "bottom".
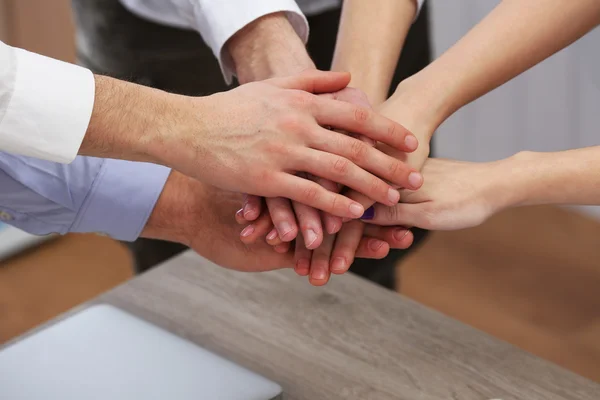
{"left": 266, "top": 197, "right": 298, "bottom": 242}
{"left": 293, "top": 150, "right": 400, "bottom": 206}
{"left": 329, "top": 220, "right": 364, "bottom": 275}
{"left": 312, "top": 97, "right": 419, "bottom": 152}
{"left": 363, "top": 203, "right": 429, "bottom": 228}
{"left": 313, "top": 177, "right": 343, "bottom": 234}
{"left": 363, "top": 225, "right": 414, "bottom": 250}
{"left": 265, "top": 228, "right": 284, "bottom": 247}
{"left": 235, "top": 209, "right": 246, "bottom": 225}
{"left": 276, "top": 175, "right": 365, "bottom": 219}
{"left": 274, "top": 242, "right": 291, "bottom": 253}
{"left": 354, "top": 237, "right": 390, "bottom": 260}
{"left": 239, "top": 212, "right": 273, "bottom": 245}
{"left": 271, "top": 70, "right": 351, "bottom": 93}
{"left": 309, "top": 233, "right": 335, "bottom": 286}
{"left": 242, "top": 194, "right": 262, "bottom": 221}
{"left": 294, "top": 235, "right": 312, "bottom": 277}
{"left": 292, "top": 201, "right": 323, "bottom": 249}
{"left": 311, "top": 129, "right": 422, "bottom": 190}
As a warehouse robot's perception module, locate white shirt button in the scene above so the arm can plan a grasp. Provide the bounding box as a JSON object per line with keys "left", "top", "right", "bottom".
{"left": 0, "top": 211, "right": 13, "bottom": 221}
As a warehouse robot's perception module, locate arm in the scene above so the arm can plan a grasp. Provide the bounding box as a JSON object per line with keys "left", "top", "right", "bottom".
{"left": 325, "top": 0, "right": 600, "bottom": 282}
{"left": 366, "top": 147, "right": 600, "bottom": 230}
{"left": 330, "top": 0, "right": 423, "bottom": 105}
{"left": 119, "top": 0, "right": 309, "bottom": 84}
{"left": 0, "top": 153, "right": 170, "bottom": 241}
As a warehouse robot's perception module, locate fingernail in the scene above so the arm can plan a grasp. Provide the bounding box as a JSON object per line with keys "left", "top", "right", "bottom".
{"left": 278, "top": 221, "right": 293, "bottom": 239}
{"left": 243, "top": 204, "right": 254, "bottom": 219}
{"left": 240, "top": 225, "right": 255, "bottom": 237}
{"left": 408, "top": 171, "right": 423, "bottom": 189}
{"left": 388, "top": 188, "right": 400, "bottom": 204}
{"left": 266, "top": 229, "right": 278, "bottom": 241}
{"left": 305, "top": 229, "right": 318, "bottom": 248}
{"left": 326, "top": 220, "right": 339, "bottom": 234}
{"left": 404, "top": 135, "right": 418, "bottom": 151}
{"left": 236, "top": 209, "right": 244, "bottom": 218}
{"left": 313, "top": 268, "right": 327, "bottom": 280}
{"left": 331, "top": 257, "right": 347, "bottom": 273}
{"left": 295, "top": 259, "right": 310, "bottom": 276}
{"left": 361, "top": 206, "right": 375, "bottom": 220}
{"left": 393, "top": 228, "right": 410, "bottom": 241}
{"left": 349, "top": 203, "right": 364, "bottom": 218}
{"left": 369, "top": 239, "right": 385, "bottom": 251}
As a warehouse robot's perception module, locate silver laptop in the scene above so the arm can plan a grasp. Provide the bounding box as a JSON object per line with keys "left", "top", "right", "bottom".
{"left": 0, "top": 305, "right": 282, "bottom": 400}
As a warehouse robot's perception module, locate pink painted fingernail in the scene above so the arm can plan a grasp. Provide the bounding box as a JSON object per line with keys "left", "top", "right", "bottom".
{"left": 240, "top": 225, "right": 255, "bottom": 237}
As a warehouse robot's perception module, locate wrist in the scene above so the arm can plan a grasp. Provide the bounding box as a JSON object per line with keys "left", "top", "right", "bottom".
{"left": 227, "top": 12, "right": 314, "bottom": 83}
{"left": 486, "top": 151, "right": 540, "bottom": 211}
{"left": 141, "top": 171, "right": 207, "bottom": 246}
{"left": 389, "top": 74, "right": 457, "bottom": 142}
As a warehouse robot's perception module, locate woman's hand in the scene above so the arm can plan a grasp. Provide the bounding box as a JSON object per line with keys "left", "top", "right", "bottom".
{"left": 365, "top": 157, "right": 514, "bottom": 230}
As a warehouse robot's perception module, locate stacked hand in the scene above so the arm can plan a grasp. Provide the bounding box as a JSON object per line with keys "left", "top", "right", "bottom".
{"left": 235, "top": 89, "right": 426, "bottom": 285}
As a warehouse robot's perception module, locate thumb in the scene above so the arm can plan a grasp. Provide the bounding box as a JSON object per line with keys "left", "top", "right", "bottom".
{"left": 271, "top": 70, "right": 351, "bottom": 94}
{"left": 364, "top": 203, "right": 430, "bottom": 229}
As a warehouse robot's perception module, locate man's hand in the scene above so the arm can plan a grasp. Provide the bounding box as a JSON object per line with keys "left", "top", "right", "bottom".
{"left": 141, "top": 171, "right": 415, "bottom": 273}
{"left": 83, "top": 72, "right": 421, "bottom": 220}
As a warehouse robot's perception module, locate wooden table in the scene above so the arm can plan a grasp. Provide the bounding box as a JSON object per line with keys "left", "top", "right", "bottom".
{"left": 36, "top": 252, "right": 600, "bottom": 399}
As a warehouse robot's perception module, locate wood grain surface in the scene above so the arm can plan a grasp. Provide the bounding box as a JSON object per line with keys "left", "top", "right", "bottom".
{"left": 96, "top": 251, "right": 599, "bottom": 400}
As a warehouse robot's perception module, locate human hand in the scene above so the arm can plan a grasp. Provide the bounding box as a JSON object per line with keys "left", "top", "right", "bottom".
{"left": 240, "top": 87, "right": 382, "bottom": 250}
{"left": 141, "top": 171, "right": 413, "bottom": 273}
{"left": 173, "top": 70, "right": 420, "bottom": 220}
{"left": 364, "top": 157, "right": 514, "bottom": 230}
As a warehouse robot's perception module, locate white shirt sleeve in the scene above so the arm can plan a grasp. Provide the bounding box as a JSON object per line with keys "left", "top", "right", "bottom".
{"left": 119, "top": 0, "right": 309, "bottom": 84}
{"left": 0, "top": 41, "right": 95, "bottom": 164}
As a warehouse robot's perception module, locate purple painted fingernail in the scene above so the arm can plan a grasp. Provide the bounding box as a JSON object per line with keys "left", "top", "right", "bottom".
{"left": 361, "top": 206, "right": 375, "bottom": 220}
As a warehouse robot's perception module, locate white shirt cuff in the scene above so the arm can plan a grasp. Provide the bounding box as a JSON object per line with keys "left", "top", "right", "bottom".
{"left": 0, "top": 48, "right": 95, "bottom": 164}
{"left": 191, "top": 0, "right": 309, "bottom": 84}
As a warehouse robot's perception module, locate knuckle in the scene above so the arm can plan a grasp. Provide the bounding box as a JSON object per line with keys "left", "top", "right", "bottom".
{"left": 277, "top": 114, "right": 305, "bottom": 133}
{"left": 332, "top": 157, "right": 350, "bottom": 176}
{"left": 302, "top": 185, "right": 320, "bottom": 203}
{"left": 370, "top": 178, "right": 385, "bottom": 198}
{"left": 386, "top": 121, "right": 398, "bottom": 140}
{"left": 287, "top": 90, "right": 314, "bottom": 109}
{"left": 386, "top": 204, "right": 400, "bottom": 222}
{"left": 388, "top": 159, "right": 403, "bottom": 180}
{"left": 353, "top": 106, "right": 371, "bottom": 123}
{"left": 349, "top": 140, "right": 368, "bottom": 162}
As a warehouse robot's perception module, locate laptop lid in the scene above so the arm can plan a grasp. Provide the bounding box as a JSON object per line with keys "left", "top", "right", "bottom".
{"left": 0, "top": 304, "right": 282, "bottom": 400}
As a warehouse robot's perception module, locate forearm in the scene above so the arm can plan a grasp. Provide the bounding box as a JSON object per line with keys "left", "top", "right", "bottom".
{"left": 331, "top": 0, "right": 418, "bottom": 105}
{"left": 79, "top": 75, "right": 195, "bottom": 166}
{"left": 504, "top": 148, "right": 600, "bottom": 208}
{"left": 391, "top": 0, "right": 600, "bottom": 141}
{"left": 227, "top": 12, "right": 314, "bottom": 83}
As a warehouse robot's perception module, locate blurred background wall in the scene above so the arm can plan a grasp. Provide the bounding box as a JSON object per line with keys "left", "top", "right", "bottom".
{"left": 430, "top": 0, "right": 600, "bottom": 218}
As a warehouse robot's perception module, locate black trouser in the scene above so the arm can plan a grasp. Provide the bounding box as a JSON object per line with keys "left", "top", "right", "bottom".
{"left": 72, "top": 0, "right": 432, "bottom": 289}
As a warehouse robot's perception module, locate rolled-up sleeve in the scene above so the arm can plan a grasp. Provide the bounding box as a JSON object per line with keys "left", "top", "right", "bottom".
{"left": 0, "top": 40, "right": 95, "bottom": 163}
{"left": 119, "top": 0, "right": 308, "bottom": 84}
{"left": 0, "top": 153, "right": 170, "bottom": 241}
